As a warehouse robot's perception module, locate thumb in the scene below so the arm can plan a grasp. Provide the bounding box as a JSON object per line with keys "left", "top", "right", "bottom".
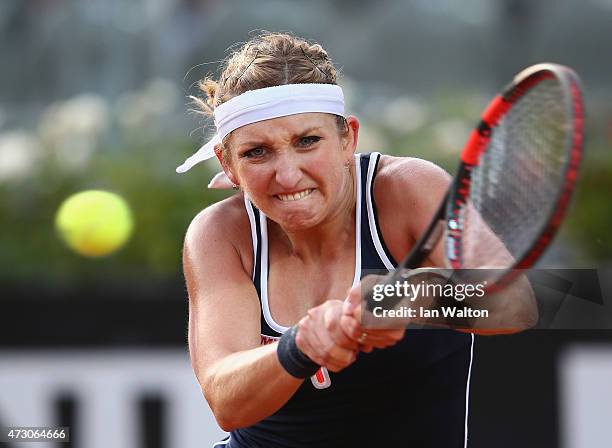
{"left": 344, "top": 274, "right": 389, "bottom": 318}
{"left": 343, "top": 285, "right": 361, "bottom": 316}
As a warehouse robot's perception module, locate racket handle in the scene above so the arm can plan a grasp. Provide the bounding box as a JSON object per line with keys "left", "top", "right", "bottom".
{"left": 401, "top": 190, "right": 449, "bottom": 269}
{"left": 361, "top": 190, "right": 449, "bottom": 312}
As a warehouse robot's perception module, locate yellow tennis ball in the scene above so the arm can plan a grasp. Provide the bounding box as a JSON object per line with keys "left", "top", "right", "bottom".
{"left": 55, "top": 190, "right": 134, "bottom": 257}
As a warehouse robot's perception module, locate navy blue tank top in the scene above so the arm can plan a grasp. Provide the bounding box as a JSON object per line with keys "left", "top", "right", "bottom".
{"left": 216, "top": 153, "right": 475, "bottom": 448}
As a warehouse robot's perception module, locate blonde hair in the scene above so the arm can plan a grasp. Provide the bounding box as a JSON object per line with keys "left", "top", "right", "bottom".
{"left": 191, "top": 32, "right": 347, "bottom": 161}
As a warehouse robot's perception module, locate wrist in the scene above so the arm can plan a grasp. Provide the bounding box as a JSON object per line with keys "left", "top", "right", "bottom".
{"left": 276, "top": 325, "right": 320, "bottom": 379}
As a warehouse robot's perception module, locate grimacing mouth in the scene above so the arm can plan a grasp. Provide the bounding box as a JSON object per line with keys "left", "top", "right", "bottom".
{"left": 275, "top": 188, "right": 315, "bottom": 202}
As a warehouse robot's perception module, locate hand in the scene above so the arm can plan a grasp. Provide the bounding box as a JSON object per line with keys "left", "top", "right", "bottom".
{"left": 341, "top": 276, "right": 406, "bottom": 353}
{"left": 295, "top": 300, "right": 359, "bottom": 372}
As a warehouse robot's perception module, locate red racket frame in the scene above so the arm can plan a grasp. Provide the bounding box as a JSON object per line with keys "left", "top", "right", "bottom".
{"left": 445, "top": 63, "right": 584, "bottom": 284}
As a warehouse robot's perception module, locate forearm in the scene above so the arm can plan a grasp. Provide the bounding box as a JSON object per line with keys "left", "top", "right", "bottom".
{"left": 477, "top": 275, "right": 538, "bottom": 333}
{"left": 384, "top": 271, "right": 538, "bottom": 334}
{"left": 422, "top": 274, "right": 538, "bottom": 334}
{"left": 202, "top": 342, "right": 303, "bottom": 431}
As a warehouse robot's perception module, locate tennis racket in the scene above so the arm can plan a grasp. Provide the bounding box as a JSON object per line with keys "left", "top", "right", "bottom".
{"left": 373, "top": 63, "right": 585, "bottom": 293}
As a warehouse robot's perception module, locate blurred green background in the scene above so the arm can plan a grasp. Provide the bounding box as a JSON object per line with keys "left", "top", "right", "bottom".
{"left": 1, "top": 3, "right": 612, "bottom": 447}
{"left": 1, "top": 0, "right": 611, "bottom": 287}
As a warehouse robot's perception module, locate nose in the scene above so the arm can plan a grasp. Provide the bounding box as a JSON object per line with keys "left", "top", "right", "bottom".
{"left": 274, "top": 152, "right": 303, "bottom": 190}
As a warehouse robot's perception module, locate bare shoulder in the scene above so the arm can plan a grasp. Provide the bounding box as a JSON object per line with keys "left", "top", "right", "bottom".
{"left": 375, "top": 155, "right": 451, "bottom": 196}
{"left": 184, "top": 193, "right": 253, "bottom": 276}
{"left": 185, "top": 194, "right": 246, "bottom": 243}
{"left": 372, "top": 155, "right": 451, "bottom": 262}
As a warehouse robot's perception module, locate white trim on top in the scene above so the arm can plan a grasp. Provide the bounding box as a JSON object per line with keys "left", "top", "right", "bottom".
{"left": 365, "top": 152, "right": 395, "bottom": 271}
{"left": 259, "top": 210, "right": 290, "bottom": 334}
{"left": 464, "top": 333, "right": 475, "bottom": 448}
{"left": 352, "top": 153, "right": 362, "bottom": 288}
{"left": 243, "top": 194, "right": 258, "bottom": 282}
{"left": 212, "top": 435, "right": 231, "bottom": 447}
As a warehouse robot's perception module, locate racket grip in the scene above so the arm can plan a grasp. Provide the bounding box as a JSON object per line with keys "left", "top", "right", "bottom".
{"left": 400, "top": 190, "right": 449, "bottom": 270}
{"left": 361, "top": 268, "right": 408, "bottom": 313}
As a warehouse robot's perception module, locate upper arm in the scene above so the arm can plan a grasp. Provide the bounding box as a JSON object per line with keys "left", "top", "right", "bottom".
{"left": 184, "top": 200, "right": 262, "bottom": 386}
{"left": 374, "top": 156, "right": 451, "bottom": 267}
{"left": 374, "top": 156, "right": 537, "bottom": 332}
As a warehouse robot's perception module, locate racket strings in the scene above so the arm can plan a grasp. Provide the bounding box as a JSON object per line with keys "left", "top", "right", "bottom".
{"left": 461, "top": 78, "right": 570, "bottom": 269}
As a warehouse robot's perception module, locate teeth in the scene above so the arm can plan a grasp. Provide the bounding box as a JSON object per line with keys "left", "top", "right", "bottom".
{"left": 277, "top": 189, "right": 313, "bottom": 202}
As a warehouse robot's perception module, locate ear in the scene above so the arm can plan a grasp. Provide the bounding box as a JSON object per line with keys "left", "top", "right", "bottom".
{"left": 214, "top": 144, "right": 239, "bottom": 186}
{"left": 342, "top": 115, "right": 360, "bottom": 160}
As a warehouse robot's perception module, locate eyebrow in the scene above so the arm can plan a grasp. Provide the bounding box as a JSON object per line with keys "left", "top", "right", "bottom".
{"left": 236, "top": 126, "right": 324, "bottom": 149}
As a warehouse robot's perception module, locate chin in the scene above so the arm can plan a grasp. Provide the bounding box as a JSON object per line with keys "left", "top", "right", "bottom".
{"left": 274, "top": 210, "right": 323, "bottom": 231}
{"left": 278, "top": 216, "right": 319, "bottom": 231}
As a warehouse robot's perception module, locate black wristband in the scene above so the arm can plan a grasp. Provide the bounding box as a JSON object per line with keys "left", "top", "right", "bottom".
{"left": 277, "top": 325, "right": 320, "bottom": 379}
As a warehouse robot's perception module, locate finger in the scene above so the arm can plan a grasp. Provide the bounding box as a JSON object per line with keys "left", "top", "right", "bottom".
{"left": 340, "top": 318, "right": 395, "bottom": 349}
{"left": 364, "top": 328, "right": 406, "bottom": 342}
{"left": 317, "top": 330, "right": 357, "bottom": 371}
{"left": 330, "top": 326, "right": 360, "bottom": 351}
{"left": 340, "top": 315, "right": 399, "bottom": 347}
{"left": 301, "top": 314, "right": 356, "bottom": 371}
{"left": 361, "top": 327, "right": 405, "bottom": 337}
{"left": 359, "top": 343, "right": 374, "bottom": 353}
{"left": 340, "top": 314, "right": 363, "bottom": 341}
{"left": 341, "top": 321, "right": 405, "bottom": 349}
{"left": 363, "top": 338, "right": 399, "bottom": 349}
{"left": 325, "top": 346, "right": 357, "bottom": 372}
{"left": 323, "top": 302, "right": 359, "bottom": 350}
{"left": 328, "top": 313, "right": 360, "bottom": 350}
{"left": 344, "top": 274, "right": 388, "bottom": 318}
{"left": 343, "top": 286, "right": 361, "bottom": 316}
{"left": 295, "top": 317, "right": 323, "bottom": 364}
{"left": 358, "top": 329, "right": 405, "bottom": 348}
{"left": 297, "top": 315, "right": 341, "bottom": 366}
{"left": 325, "top": 349, "right": 357, "bottom": 372}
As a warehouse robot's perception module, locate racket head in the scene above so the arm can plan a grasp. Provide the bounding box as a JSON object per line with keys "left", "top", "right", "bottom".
{"left": 445, "top": 63, "right": 585, "bottom": 286}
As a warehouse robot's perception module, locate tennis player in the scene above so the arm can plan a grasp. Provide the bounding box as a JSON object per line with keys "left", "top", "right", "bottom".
{"left": 179, "top": 32, "right": 535, "bottom": 447}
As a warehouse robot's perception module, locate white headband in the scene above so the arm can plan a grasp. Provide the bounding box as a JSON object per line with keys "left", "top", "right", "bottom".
{"left": 176, "top": 83, "right": 345, "bottom": 174}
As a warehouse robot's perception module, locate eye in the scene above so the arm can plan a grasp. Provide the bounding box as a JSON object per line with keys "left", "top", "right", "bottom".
{"left": 242, "top": 147, "right": 266, "bottom": 158}
{"left": 297, "top": 136, "right": 321, "bottom": 147}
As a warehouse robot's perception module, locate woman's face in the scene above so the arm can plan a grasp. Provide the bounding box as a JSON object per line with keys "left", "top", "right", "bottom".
{"left": 223, "top": 113, "right": 358, "bottom": 231}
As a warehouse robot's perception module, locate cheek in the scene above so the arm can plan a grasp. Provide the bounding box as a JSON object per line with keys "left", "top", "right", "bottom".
{"left": 320, "top": 159, "right": 346, "bottom": 188}
{"left": 236, "top": 164, "right": 271, "bottom": 195}
{"left": 310, "top": 146, "right": 346, "bottom": 181}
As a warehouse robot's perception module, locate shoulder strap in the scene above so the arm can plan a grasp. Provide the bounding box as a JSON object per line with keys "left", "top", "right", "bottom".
{"left": 358, "top": 153, "right": 397, "bottom": 271}
{"left": 243, "top": 195, "right": 283, "bottom": 337}
{"left": 365, "top": 152, "right": 397, "bottom": 270}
